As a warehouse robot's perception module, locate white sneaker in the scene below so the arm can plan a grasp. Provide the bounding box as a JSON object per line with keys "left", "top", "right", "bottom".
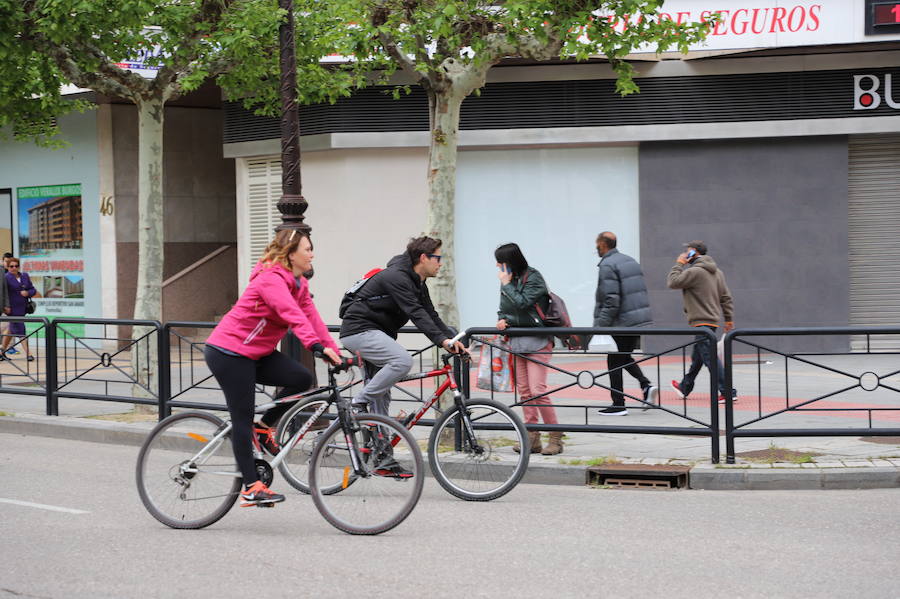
{"left": 642, "top": 385, "right": 659, "bottom": 411}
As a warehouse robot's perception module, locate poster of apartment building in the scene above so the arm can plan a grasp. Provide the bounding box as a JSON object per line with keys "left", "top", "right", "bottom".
{"left": 16, "top": 183, "right": 84, "bottom": 318}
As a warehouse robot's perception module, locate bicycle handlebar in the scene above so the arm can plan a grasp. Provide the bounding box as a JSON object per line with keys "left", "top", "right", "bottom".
{"left": 313, "top": 351, "right": 359, "bottom": 375}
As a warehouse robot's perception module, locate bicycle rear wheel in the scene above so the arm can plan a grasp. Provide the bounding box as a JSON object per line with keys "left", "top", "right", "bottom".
{"left": 309, "top": 413, "right": 424, "bottom": 535}
{"left": 428, "top": 399, "right": 529, "bottom": 501}
{"left": 275, "top": 396, "right": 338, "bottom": 494}
{"left": 136, "top": 412, "right": 241, "bottom": 529}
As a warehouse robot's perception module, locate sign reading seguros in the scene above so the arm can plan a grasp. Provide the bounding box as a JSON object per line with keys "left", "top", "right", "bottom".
{"left": 854, "top": 73, "right": 900, "bottom": 109}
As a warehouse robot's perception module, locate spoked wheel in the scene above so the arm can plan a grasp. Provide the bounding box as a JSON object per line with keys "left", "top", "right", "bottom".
{"left": 136, "top": 412, "right": 241, "bottom": 529}
{"left": 275, "top": 397, "right": 339, "bottom": 494}
{"left": 428, "top": 399, "right": 529, "bottom": 501}
{"left": 309, "top": 413, "right": 424, "bottom": 535}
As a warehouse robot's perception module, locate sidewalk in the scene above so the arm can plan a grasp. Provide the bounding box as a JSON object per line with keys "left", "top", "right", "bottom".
{"left": 1, "top": 350, "right": 898, "bottom": 490}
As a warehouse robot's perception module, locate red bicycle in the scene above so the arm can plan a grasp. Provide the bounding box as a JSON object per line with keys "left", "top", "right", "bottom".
{"left": 274, "top": 350, "right": 530, "bottom": 501}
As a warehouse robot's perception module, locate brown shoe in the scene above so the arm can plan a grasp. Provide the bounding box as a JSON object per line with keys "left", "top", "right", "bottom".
{"left": 514, "top": 431, "right": 542, "bottom": 454}
{"left": 541, "top": 432, "right": 564, "bottom": 456}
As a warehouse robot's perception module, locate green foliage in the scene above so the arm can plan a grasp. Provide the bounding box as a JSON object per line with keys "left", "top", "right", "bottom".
{"left": 327, "top": 0, "right": 713, "bottom": 97}
{"left": 0, "top": 0, "right": 360, "bottom": 145}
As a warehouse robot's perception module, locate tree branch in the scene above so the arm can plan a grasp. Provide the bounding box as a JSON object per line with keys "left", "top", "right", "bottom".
{"left": 378, "top": 32, "right": 428, "bottom": 86}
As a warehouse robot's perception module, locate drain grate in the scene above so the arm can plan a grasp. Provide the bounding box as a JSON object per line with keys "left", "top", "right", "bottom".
{"left": 586, "top": 464, "right": 690, "bottom": 489}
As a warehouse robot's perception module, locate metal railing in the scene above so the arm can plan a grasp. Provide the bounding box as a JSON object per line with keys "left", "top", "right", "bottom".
{"left": 723, "top": 327, "right": 900, "bottom": 463}
{"left": 4, "top": 318, "right": 898, "bottom": 466}
{"left": 463, "top": 326, "right": 723, "bottom": 462}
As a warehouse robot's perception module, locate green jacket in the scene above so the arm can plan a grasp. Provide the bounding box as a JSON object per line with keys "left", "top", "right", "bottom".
{"left": 497, "top": 266, "right": 550, "bottom": 328}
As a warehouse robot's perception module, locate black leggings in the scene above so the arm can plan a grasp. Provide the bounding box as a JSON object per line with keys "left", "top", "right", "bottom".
{"left": 203, "top": 346, "right": 313, "bottom": 485}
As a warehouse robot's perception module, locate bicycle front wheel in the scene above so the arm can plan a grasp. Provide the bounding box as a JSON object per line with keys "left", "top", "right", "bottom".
{"left": 428, "top": 399, "right": 529, "bottom": 501}
{"left": 275, "top": 396, "right": 338, "bottom": 494}
{"left": 136, "top": 412, "right": 241, "bottom": 529}
{"left": 309, "top": 413, "right": 424, "bottom": 535}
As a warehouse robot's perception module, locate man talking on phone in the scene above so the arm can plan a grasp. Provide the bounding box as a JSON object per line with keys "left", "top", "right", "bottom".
{"left": 667, "top": 240, "right": 737, "bottom": 404}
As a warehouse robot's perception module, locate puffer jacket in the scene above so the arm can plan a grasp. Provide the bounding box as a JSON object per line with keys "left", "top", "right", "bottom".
{"left": 593, "top": 249, "right": 652, "bottom": 327}
{"left": 339, "top": 253, "right": 454, "bottom": 346}
{"left": 666, "top": 255, "right": 734, "bottom": 327}
{"left": 497, "top": 267, "right": 550, "bottom": 328}
{"left": 206, "top": 261, "right": 339, "bottom": 360}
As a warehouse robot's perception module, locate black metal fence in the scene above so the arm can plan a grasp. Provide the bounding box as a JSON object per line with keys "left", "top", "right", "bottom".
{"left": 464, "top": 326, "right": 722, "bottom": 462}
{"left": 723, "top": 327, "right": 900, "bottom": 463}
{"left": 4, "top": 318, "right": 899, "bottom": 465}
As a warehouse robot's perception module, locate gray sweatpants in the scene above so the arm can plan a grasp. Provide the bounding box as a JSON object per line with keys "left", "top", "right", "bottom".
{"left": 340, "top": 329, "right": 413, "bottom": 415}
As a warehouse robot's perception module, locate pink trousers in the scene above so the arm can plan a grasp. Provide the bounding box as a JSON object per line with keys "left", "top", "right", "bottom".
{"left": 513, "top": 344, "right": 558, "bottom": 425}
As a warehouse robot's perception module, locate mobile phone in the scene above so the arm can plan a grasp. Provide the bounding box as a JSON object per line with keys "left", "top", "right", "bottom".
{"left": 500, "top": 264, "right": 510, "bottom": 274}
{"left": 686, "top": 249, "right": 697, "bottom": 260}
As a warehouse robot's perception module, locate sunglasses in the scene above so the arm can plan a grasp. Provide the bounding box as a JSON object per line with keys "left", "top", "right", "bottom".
{"left": 8, "top": 265, "right": 18, "bottom": 268}
{"left": 426, "top": 253, "right": 443, "bottom": 263}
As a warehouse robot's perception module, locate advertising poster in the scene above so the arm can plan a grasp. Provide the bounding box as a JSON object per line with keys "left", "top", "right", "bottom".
{"left": 16, "top": 184, "right": 85, "bottom": 326}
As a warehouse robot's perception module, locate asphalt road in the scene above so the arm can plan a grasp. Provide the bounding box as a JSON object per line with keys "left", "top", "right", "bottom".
{"left": 1, "top": 433, "right": 898, "bottom": 598}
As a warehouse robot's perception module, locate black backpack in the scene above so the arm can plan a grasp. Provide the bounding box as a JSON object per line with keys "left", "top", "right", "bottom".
{"left": 338, "top": 267, "right": 384, "bottom": 318}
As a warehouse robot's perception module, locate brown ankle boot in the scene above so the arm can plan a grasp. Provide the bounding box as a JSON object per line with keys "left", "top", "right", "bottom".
{"left": 514, "top": 431, "right": 542, "bottom": 454}
{"left": 541, "top": 432, "right": 564, "bottom": 455}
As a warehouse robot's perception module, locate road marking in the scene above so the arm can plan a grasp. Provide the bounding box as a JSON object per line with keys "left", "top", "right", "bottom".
{"left": 0, "top": 498, "right": 89, "bottom": 514}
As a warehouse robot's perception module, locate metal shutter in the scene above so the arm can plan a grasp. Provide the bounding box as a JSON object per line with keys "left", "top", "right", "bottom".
{"left": 245, "top": 156, "right": 282, "bottom": 273}
{"left": 848, "top": 134, "right": 900, "bottom": 349}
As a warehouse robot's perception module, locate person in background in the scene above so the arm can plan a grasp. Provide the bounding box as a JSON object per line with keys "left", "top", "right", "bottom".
{"left": 495, "top": 242, "right": 563, "bottom": 455}
{"left": 667, "top": 240, "right": 738, "bottom": 405}
{"left": 0, "top": 253, "right": 12, "bottom": 355}
{"left": 2, "top": 258, "right": 35, "bottom": 361}
{"left": 594, "top": 231, "right": 658, "bottom": 416}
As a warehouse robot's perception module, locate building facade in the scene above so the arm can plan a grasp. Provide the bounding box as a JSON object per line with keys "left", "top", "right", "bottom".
{"left": 223, "top": 0, "right": 900, "bottom": 350}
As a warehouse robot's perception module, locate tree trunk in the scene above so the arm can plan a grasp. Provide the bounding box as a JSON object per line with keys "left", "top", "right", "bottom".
{"left": 131, "top": 97, "right": 166, "bottom": 404}
{"left": 424, "top": 89, "right": 465, "bottom": 327}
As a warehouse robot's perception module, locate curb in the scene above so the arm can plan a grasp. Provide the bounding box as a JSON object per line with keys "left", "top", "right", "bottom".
{"left": 3, "top": 415, "right": 899, "bottom": 490}
{"left": 689, "top": 465, "right": 900, "bottom": 490}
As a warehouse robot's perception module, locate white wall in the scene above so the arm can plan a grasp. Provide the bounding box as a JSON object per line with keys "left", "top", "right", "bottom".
{"left": 270, "top": 148, "right": 429, "bottom": 325}
{"left": 454, "top": 146, "right": 640, "bottom": 331}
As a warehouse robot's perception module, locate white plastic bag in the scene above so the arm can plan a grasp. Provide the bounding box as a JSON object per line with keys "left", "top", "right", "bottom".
{"left": 476, "top": 336, "right": 514, "bottom": 393}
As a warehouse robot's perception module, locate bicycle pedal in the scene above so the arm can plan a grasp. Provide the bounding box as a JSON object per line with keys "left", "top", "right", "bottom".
{"left": 257, "top": 502, "right": 275, "bottom": 508}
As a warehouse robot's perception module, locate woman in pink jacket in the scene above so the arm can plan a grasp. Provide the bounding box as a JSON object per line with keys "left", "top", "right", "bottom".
{"left": 204, "top": 229, "right": 340, "bottom": 507}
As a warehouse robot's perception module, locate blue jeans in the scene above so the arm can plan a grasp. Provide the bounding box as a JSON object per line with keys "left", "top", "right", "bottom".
{"left": 678, "top": 326, "right": 730, "bottom": 398}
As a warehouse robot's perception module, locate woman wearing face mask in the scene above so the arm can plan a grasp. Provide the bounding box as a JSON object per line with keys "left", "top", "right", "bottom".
{"left": 204, "top": 229, "right": 341, "bottom": 507}
{"left": 494, "top": 243, "right": 563, "bottom": 456}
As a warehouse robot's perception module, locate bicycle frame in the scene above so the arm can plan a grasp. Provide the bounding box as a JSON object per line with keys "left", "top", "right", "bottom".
{"left": 174, "top": 373, "right": 360, "bottom": 480}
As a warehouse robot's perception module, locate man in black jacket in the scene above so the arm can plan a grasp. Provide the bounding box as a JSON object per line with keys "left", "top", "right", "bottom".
{"left": 594, "top": 231, "right": 658, "bottom": 416}
{"left": 340, "top": 236, "right": 466, "bottom": 416}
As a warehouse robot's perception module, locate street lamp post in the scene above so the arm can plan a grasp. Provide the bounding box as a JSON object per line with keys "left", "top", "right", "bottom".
{"left": 276, "top": 0, "right": 309, "bottom": 234}
{"left": 276, "top": 0, "right": 316, "bottom": 376}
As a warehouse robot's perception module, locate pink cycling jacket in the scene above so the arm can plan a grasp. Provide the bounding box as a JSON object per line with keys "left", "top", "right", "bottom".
{"left": 206, "top": 261, "right": 339, "bottom": 360}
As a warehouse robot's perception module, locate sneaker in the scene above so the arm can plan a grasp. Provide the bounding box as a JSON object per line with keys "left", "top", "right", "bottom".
{"left": 718, "top": 393, "right": 739, "bottom": 405}
{"left": 254, "top": 424, "right": 280, "bottom": 456}
{"left": 240, "top": 481, "right": 285, "bottom": 507}
{"left": 598, "top": 407, "right": 628, "bottom": 416}
{"left": 642, "top": 385, "right": 659, "bottom": 411}
{"left": 6, "top": 347, "right": 18, "bottom": 355}
{"left": 373, "top": 456, "right": 414, "bottom": 479}
{"left": 351, "top": 401, "right": 368, "bottom": 413}
{"left": 670, "top": 379, "right": 687, "bottom": 399}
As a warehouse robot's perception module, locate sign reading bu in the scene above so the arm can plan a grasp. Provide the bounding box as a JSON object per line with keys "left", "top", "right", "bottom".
{"left": 853, "top": 74, "right": 900, "bottom": 109}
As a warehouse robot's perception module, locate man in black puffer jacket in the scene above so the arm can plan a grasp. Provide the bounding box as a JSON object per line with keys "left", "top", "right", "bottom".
{"left": 594, "top": 231, "right": 657, "bottom": 416}
{"left": 340, "top": 236, "right": 466, "bottom": 418}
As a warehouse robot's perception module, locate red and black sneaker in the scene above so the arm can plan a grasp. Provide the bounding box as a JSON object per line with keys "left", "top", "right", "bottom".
{"left": 254, "top": 424, "right": 280, "bottom": 456}
{"left": 373, "top": 457, "right": 414, "bottom": 479}
{"left": 240, "top": 481, "right": 285, "bottom": 507}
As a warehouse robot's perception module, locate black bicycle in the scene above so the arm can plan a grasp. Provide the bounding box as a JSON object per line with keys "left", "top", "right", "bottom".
{"left": 136, "top": 357, "right": 424, "bottom": 535}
